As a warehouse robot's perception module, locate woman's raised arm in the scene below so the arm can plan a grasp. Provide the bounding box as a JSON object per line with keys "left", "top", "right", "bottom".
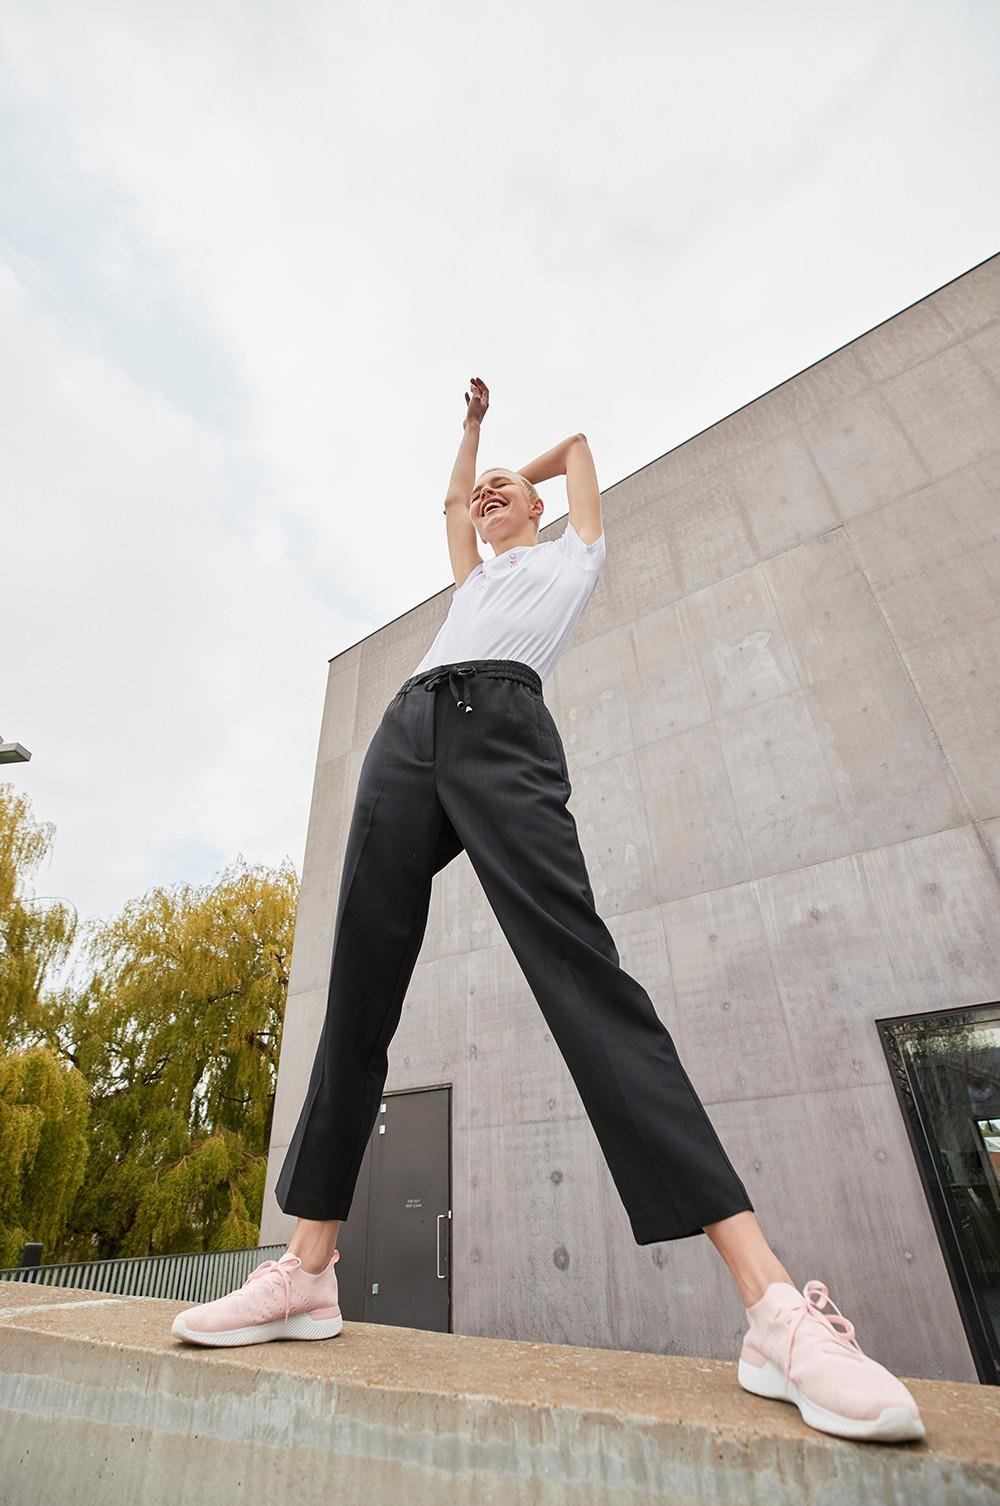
{"left": 515, "top": 434, "right": 586, "bottom": 486}
{"left": 518, "top": 434, "right": 601, "bottom": 545}
{"left": 442, "top": 379, "right": 489, "bottom": 588}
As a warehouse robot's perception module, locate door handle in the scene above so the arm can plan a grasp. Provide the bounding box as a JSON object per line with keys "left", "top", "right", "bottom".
{"left": 436, "top": 1210, "right": 451, "bottom": 1279}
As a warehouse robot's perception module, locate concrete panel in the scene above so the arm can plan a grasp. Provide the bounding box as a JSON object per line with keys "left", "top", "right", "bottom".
{"left": 780, "top": 341, "right": 873, "bottom": 428}
{"left": 855, "top": 824, "right": 1000, "bottom": 1004}
{"left": 456, "top": 1116, "right": 616, "bottom": 1349}
{"left": 269, "top": 987, "right": 328, "bottom": 1147}
{"left": 259, "top": 1141, "right": 294, "bottom": 1245}
{"left": 852, "top": 296, "right": 963, "bottom": 383}
{"left": 716, "top": 658, "right": 965, "bottom": 876}
{"left": 931, "top": 252, "right": 1000, "bottom": 338}
{"left": 605, "top": 386, "right": 799, "bottom": 506}
{"left": 628, "top": 603, "right": 716, "bottom": 749}
{"left": 463, "top": 941, "right": 586, "bottom": 1133}
{"left": 978, "top": 813, "right": 1000, "bottom": 872}
{"left": 684, "top": 566, "right": 800, "bottom": 718}
{"left": 724, "top": 426, "right": 839, "bottom": 557}
{"left": 902, "top": 614, "right": 1000, "bottom": 819}
{"left": 967, "top": 317, "right": 1000, "bottom": 386}
{"left": 691, "top": 383, "right": 800, "bottom": 466}
{"left": 552, "top": 624, "right": 638, "bottom": 772}
{"left": 388, "top": 949, "right": 470, "bottom": 1109}
{"left": 421, "top": 848, "right": 506, "bottom": 964}
{"left": 286, "top": 753, "right": 349, "bottom": 998}
{"left": 801, "top": 388, "right": 929, "bottom": 518}
{"left": 710, "top": 689, "right": 844, "bottom": 877}
{"left": 847, "top": 461, "right": 1000, "bottom": 655}
{"left": 662, "top": 883, "right": 800, "bottom": 1106}
{"left": 315, "top": 657, "right": 360, "bottom": 766}
{"left": 765, "top": 528, "right": 896, "bottom": 683}
{"left": 651, "top": 468, "right": 760, "bottom": 599}
{"left": 881, "top": 341, "right": 999, "bottom": 479}
{"left": 570, "top": 750, "right": 659, "bottom": 914}
{"left": 805, "top": 654, "right": 967, "bottom": 844}
{"left": 637, "top": 719, "right": 751, "bottom": 901}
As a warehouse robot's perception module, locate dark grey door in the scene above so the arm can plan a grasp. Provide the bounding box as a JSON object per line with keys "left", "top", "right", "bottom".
{"left": 334, "top": 1084, "right": 451, "bottom": 1332}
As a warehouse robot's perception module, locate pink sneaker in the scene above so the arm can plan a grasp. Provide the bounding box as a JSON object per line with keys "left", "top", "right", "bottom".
{"left": 738, "top": 1279, "right": 925, "bottom": 1443}
{"left": 171, "top": 1249, "right": 343, "bottom": 1347}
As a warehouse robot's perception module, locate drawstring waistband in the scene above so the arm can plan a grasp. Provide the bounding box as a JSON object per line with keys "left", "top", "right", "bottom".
{"left": 422, "top": 663, "right": 478, "bottom": 712}
{"left": 395, "top": 658, "right": 542, "bottom": 714}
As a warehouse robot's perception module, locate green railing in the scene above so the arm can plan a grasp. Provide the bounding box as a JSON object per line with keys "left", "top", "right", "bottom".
{"left": 0, "top": 1244, "right": 287, "bottom": 1306}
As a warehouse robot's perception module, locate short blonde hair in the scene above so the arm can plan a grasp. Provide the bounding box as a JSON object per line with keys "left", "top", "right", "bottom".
{"left": 476, "top": 467, "right": 542, "bottom": 532}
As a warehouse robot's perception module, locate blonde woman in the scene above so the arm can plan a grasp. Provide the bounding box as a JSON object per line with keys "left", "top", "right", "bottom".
{"left": 172, "top": 378, "right": 924, "bottom": 1445}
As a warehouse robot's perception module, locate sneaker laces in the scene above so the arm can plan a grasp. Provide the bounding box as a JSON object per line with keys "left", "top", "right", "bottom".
{"left": 241, "top": 1249, "right": 341, "bottom": 1324}
{"left": 783, "top": 1280, "right": 864, "bottom": 1391}
{"left": 244, "top": 1255, "right": 301, "bottom": 1324}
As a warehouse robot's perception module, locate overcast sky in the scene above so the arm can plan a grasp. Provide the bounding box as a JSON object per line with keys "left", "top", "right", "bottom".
{"left": 3, "top": 0, "right": 999, "bottom": 944}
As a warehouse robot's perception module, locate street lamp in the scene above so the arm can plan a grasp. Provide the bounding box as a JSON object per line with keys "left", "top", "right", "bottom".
{"left": 0, "top": 733, "right": 31, "bottom": 764}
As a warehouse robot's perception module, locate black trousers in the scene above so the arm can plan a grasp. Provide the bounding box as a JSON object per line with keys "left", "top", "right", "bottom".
{"left": 276, "top": 658, "right": 754, "bottom": 1244}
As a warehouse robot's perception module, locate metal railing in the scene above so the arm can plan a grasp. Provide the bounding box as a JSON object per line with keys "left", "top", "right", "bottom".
{"left": 0, "top": 1244, "right": 287, "bottom": 1306}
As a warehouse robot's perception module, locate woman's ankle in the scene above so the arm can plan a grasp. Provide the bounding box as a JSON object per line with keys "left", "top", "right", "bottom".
{"left": 287, "top": 1217, "right": 341, "bottom": 1274}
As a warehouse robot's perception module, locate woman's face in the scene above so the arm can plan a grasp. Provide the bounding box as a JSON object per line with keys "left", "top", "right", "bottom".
{"left": 469, "top": 470, "right": 540, "bottom": 542}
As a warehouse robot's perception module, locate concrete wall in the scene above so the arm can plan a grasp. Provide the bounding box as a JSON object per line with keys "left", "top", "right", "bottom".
{"left": 6, "top": 1284, "right": 997, "bottom": 1504}
{"left": 262, "top": 255, "right": 1000, "bottom": 1383}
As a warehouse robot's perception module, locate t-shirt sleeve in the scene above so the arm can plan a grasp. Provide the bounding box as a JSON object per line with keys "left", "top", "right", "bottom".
{"left": 558, "top": 517, "right": 606, "bottom": 572}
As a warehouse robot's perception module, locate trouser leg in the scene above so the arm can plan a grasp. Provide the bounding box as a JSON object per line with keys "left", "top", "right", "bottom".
{"left": 276, "top": 688, "right": 463, "bottom": 1220}
{"left": 436, "top": 671, "right": 754, "bottom": 1244}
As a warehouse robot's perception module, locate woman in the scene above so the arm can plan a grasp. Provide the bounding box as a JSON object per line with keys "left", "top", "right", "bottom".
{"left": 172, "top": 379, "right": 925, "bottom": 1444}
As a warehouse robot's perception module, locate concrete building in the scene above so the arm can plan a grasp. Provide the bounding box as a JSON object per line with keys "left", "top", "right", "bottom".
{"left": 262, "top": 254, "right": 1000, "bottom": 1385}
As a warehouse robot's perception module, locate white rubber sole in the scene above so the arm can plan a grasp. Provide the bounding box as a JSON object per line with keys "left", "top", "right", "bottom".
{"left": 171, "top": 1310, "right": 344, "bottom": 1347}
{"left": 737, "top": 1356, "right": 925, "bottom": 1443}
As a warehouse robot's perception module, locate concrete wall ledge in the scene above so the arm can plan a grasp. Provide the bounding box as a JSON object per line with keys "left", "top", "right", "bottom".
{"left": 1, "top": 1283, "right": 997, "bottom": 1505}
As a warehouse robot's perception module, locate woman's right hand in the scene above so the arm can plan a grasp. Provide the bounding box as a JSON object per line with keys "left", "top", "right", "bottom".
{"left": 464, "top": 376, "right": 490, "bottom": 425}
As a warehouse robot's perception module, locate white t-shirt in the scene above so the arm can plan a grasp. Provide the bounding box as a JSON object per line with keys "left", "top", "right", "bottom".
{"left": 411, "top": 519, "right": 606, "bottom": 684}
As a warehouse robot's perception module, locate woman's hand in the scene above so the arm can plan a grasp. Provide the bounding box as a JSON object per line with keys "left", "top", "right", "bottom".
{"left": 444, "top": 381, "right": 489, "bottom": 512}
{"left": 464, "top": 376, "right": 490, "bottom": 426}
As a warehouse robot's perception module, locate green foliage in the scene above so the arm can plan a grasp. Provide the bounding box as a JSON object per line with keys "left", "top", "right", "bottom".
{"left": 0, "top": 1047, "right": 89, "bottom": 1267}
{"left": 60, "top": 856, "right": 297, "bottom": 1260}
{"left": 0, "top": 781, "right": 298, "bottom": 1266}
{"left": 0, "top": 786, "right": 86, "bottom": 1266}
{"left": 0, "top": 785, "right": 77, "bottom": 1046}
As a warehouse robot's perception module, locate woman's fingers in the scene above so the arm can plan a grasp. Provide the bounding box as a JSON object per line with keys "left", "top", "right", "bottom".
{"left": 465, "top": 375, "right": 489, "bottom": 415}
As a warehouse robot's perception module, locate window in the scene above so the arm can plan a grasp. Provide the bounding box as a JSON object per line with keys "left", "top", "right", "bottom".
{"left": 879, "top": 1002, "right": 1000, "bottom": 1383}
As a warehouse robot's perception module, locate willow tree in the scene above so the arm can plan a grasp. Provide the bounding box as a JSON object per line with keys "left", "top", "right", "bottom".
{"left": 0, "top": 784, "right": 86, "bottom": 1267}
{"left": 60, "top": 857, "right": 297, "bottom": 1260}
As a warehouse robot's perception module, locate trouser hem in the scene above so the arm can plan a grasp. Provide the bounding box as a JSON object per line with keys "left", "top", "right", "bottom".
{"left": 276, "top": 1195, "right": 351, "bottom": 1223}
{"left": 630, "top": 1196, "right": 755, "bottom": 1246}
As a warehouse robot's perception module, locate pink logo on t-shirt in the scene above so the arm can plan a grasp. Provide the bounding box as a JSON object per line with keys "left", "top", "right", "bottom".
{"left": 508, "top": 553, "right": 518, "bottom": 567}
